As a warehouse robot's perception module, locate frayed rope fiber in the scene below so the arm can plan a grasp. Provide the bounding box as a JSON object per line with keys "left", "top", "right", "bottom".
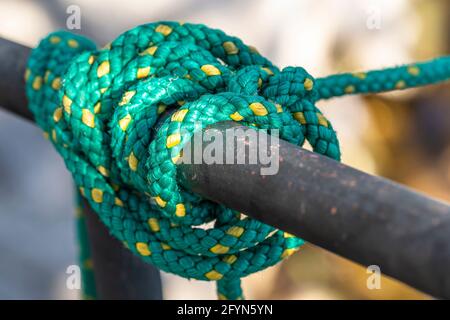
{"left": 25, "top": 21, "right": 450, "bottom": 299}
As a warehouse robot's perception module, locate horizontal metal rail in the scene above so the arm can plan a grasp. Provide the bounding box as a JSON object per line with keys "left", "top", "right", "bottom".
{"left": 1, "top": 37, "right": 450, "bottom": 299}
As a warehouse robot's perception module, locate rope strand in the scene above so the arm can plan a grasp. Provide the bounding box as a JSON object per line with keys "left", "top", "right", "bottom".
{"left": 315, "top": 56, "right": 450, "bottom": 100}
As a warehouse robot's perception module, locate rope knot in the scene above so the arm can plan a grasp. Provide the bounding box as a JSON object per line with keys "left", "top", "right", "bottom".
{"left": 26, "top": 21, "right": 341, "bottom": 299}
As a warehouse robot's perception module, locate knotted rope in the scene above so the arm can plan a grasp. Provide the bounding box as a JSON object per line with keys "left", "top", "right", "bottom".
{"left": 25, "top": 21, "right": 450, "bottom": 299}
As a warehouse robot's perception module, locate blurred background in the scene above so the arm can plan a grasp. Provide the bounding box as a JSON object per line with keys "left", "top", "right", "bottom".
{"left": 0, "top": 0, "right": 449, "bottom": 299}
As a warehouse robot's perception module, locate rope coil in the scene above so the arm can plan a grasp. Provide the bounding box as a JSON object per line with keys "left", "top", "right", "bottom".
{"left": 25, "top": 21, "right": 450, "bottom": 299}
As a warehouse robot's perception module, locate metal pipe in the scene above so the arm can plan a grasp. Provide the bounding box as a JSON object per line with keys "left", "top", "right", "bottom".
{"left": 0, "top": 38, "right": 32, "bottom": 120}
{"left": 178, "top": 122, "right": 450, "bottom": 299}
{"left": 0, "top": 37, "right": 163, "bottom": 300}
{"left": 1, "top": 37, "right": 450, "bottom": 298}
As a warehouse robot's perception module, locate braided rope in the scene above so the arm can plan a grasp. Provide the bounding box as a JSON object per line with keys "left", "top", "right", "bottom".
{"left": 25, "top": 21, "right": 450, "bottom": 299}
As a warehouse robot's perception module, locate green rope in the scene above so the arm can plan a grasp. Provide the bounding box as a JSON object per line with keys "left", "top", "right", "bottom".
{"left": 25, "top": 21, "right": 450, "bottom": 300}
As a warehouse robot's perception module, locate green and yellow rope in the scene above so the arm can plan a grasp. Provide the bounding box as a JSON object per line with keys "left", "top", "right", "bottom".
{"left": 25, "top": 21, "right": 450, "bottom": 299}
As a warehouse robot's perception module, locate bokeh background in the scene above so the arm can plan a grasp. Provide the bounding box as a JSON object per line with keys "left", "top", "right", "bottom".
{"left": 0, "top": 0, "right": 449, "bottom": 299}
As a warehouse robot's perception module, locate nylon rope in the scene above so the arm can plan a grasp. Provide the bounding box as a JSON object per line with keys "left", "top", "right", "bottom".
{"left": 25, "top": 21, "right": 450, "bottom": 299}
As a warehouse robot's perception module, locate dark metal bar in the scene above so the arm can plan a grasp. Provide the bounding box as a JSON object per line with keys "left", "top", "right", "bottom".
{"left": 0, "top": 38, "right": 32, "bottom": 120}
{"left": 82, "top": 199, "right": 162, "bottom": 299}
{"left": 1, "top": 37, "right": 450, "bottom": 298}
{"left": 178, "top": 122, "right": 450, "bottom": 299}
{"left": 0, "top": 37, "right": 163, "bottom": 300}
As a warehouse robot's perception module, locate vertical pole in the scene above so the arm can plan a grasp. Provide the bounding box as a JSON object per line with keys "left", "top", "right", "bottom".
{"left": 82, "top": 199, "right": 162, "bottom": 299}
